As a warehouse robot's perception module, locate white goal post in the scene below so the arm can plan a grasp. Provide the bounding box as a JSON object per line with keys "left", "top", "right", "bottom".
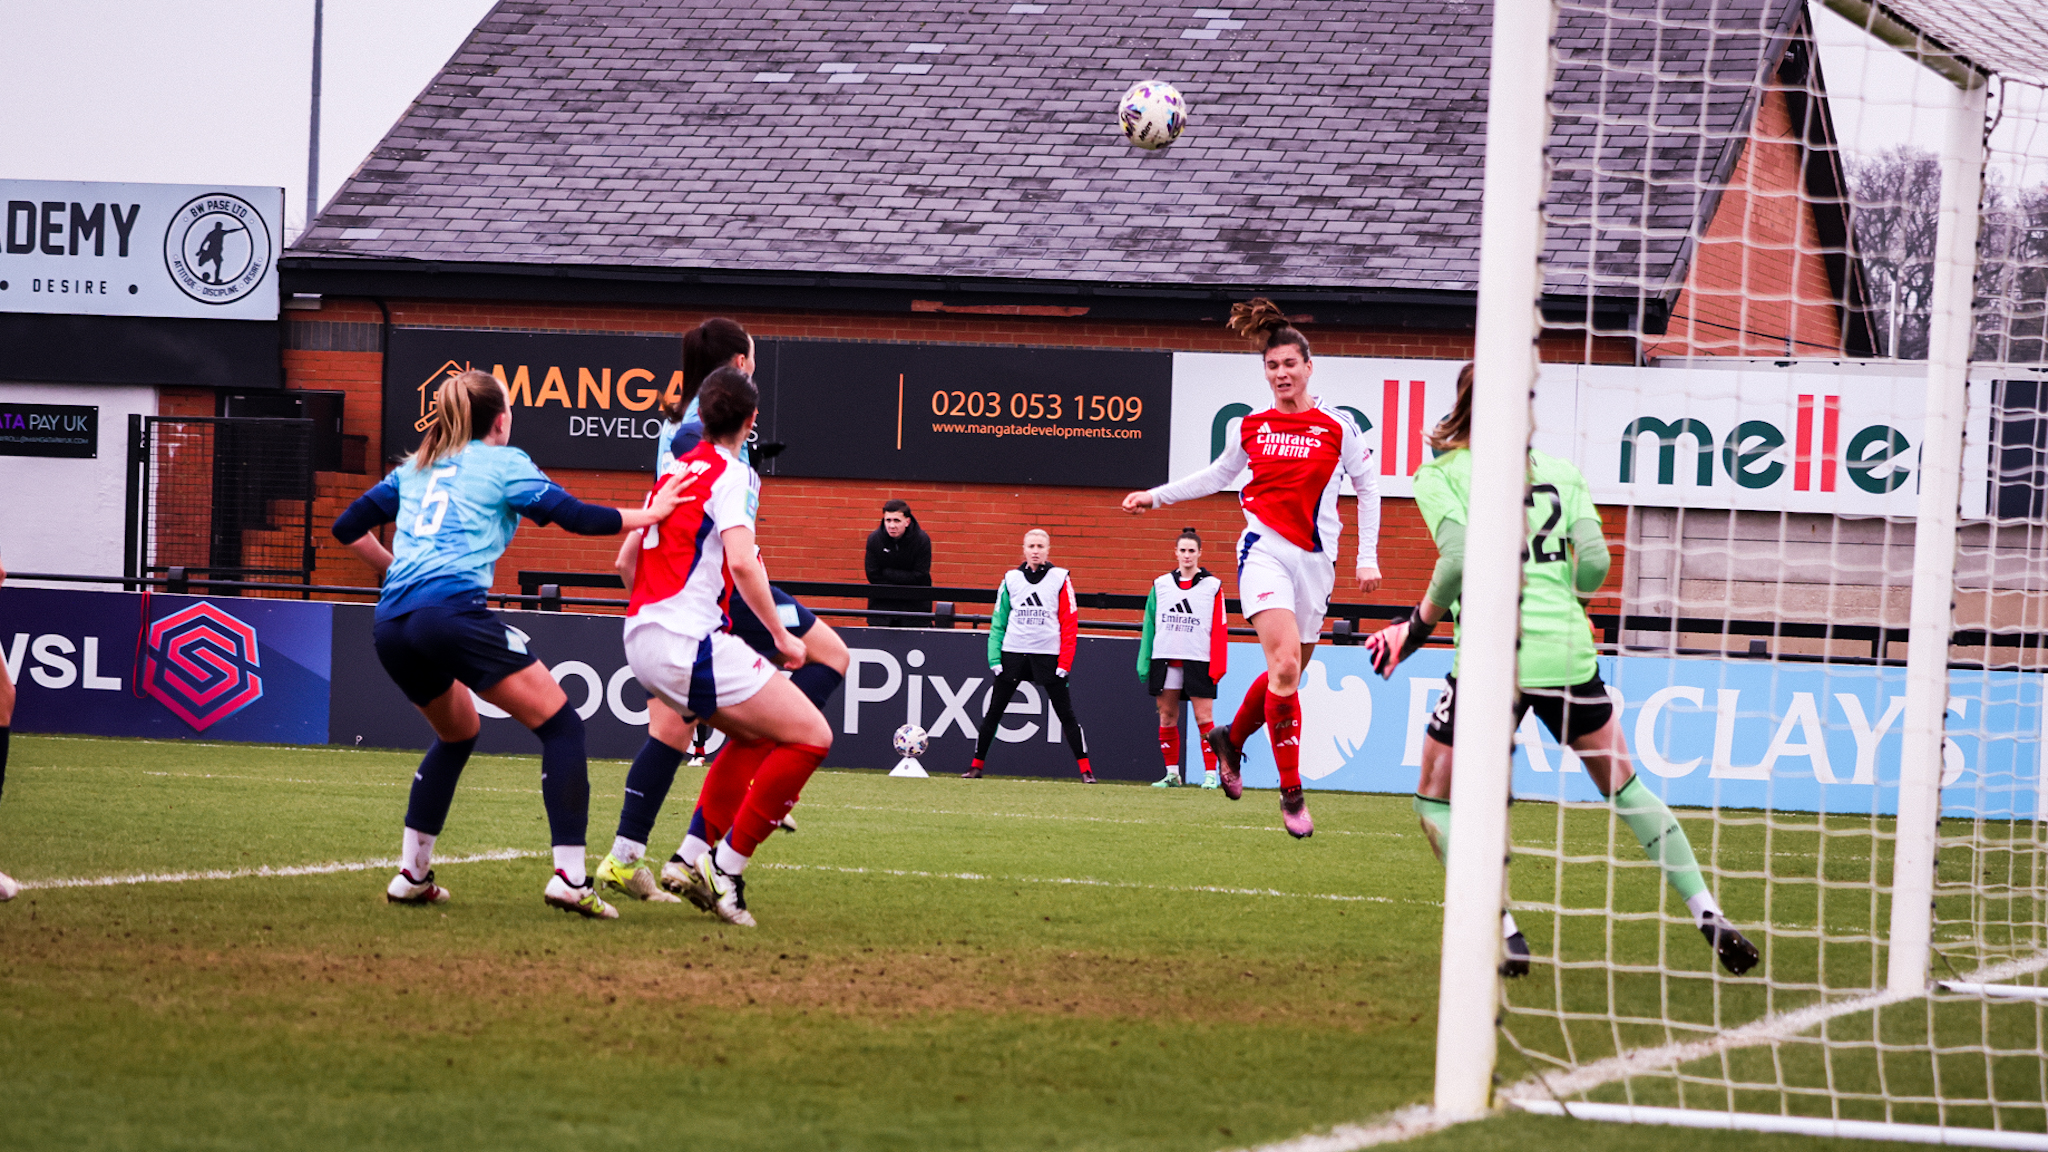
{"left": 1438, "top": 0, "right": 2048, "bottom": 1144}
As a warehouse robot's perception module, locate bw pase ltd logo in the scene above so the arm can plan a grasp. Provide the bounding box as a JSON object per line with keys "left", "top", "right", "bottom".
{"left": 141, "top": 602, "right": 265, "bottom": 731}
{"left": 162, "top": 193, "right": 272, "bottom": 306}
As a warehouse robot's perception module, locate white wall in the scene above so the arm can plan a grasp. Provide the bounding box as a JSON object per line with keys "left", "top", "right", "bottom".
{"left": 0, "top": 383, "right": 157, "bottom": 580}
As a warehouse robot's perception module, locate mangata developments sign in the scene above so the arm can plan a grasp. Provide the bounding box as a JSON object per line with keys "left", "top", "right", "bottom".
{"left": 383, "top": 328, "right": 686, "bottom": 473}
{"left": 756, "top": 339, "right": 1173, "bottom": 488}
{"left": 0, "top": 179, "right": 282, "bottom": 321}
{"left": 385, "top": 328, "right": 1175, "bottom": 485}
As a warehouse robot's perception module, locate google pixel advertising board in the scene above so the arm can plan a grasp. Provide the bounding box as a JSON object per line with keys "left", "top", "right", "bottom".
{"left": 0, "top": 179, "right": 283, "bottom": 321}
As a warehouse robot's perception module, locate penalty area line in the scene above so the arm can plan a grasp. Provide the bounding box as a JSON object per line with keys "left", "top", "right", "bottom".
{"left": 19, "top": 849, "right": 543, "bottom": 891}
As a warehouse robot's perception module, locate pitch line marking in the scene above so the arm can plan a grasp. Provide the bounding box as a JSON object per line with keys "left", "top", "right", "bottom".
{"left": 823, "top": 802, "right": 1407, "bottom": 838}
{"left": 17, "top": 849, "right": 543, "bottom": 891}
{"left": 1237, "top": 950, "right": 2048, "bottom": 1152}
{"left": 759, "top": 861, "right": 1418, "bottom": 905}
{"left": 17, "top": 851, "right": 1423, "bottom": 908}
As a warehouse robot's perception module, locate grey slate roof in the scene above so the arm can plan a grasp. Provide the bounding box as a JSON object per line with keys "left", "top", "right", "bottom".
{"left": 295, "top": 0, "right": 1805, "bottom": 298}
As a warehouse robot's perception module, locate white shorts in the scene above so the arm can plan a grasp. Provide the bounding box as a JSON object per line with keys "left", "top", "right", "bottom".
{"left": 1236, "top": 530, "right": 1335, "bottom": 644}
{"left": 624, "top": 627, "right": 777, "bottom": 719}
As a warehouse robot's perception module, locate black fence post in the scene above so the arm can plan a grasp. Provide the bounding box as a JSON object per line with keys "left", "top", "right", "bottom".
{"left": 933, "top": 601, "right": 956, "bottom": 629}
{"left": 539, "top": 584, "right": 562, "bottom": 612}
{"left": 166, "top": 567, "right": 189, "bottom": 594}
{"left": 1330, "top": 619, "right": 1356, "bottom": 646}
{"left": 123, "top": 414, "right": 145, "bottom": 589}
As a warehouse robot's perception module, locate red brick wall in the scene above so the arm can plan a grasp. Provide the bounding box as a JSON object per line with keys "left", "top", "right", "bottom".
{"left": 282, "top": 302, "right": 1638, "bottom": 616}
{"left": 1643, "top": 82, "right": 1846, "bottom": 359}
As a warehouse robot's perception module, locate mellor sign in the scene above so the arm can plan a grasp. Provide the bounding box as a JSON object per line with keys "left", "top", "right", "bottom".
{"left": 1168, "top": 357, "right": 1992, "bottom": 517}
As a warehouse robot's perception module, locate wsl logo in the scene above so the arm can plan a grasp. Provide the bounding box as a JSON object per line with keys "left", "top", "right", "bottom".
{"left": 141, "top": 603, "right": 265, "bottom": 731}
{"left": 162, "top": 193, "right": 272, "bottom": 306}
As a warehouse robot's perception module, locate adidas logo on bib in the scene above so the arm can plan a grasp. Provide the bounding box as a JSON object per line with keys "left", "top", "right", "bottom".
{"left": 1168, "top": 598, "right": 1193, "bottom": 614}
{"left": 1021, "top": 592, "right": 1043, "bottom": 607}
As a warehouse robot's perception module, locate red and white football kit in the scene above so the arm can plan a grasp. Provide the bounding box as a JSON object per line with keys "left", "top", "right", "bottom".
{"left": 1147, "top": 401, "right": 1381, "bottom": 643}
{"left": 623, "top": 442, "right": 776, "bottom": 717}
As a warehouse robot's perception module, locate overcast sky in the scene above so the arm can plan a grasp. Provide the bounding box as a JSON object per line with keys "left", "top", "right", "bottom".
{"left": 0, "top": 0, "right": 495, "bottom": 239}
{"left": 1, "top": 0, "right": 2041, "bottom": 246}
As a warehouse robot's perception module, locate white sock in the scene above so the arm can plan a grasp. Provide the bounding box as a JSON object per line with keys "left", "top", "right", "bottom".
{"left": 714, "top": 838, "right": 750, "bottom": 877}
{"left": 552, "top": 846, "right": 587, "bottom": 886}
{"left": 1685, "top": 891, "right": 1722, "bottom": 925}
{"left": 679, "top": 834, "right": 711, "bottom": 868}
{"left": 610, "top": 837, "right": 645, "bottom": 867}
{"left": 1501, "top": 910, "right": 1522, "bottom": 939}
{"left": 402, "top": 828, "right": 435, "bottom": 879}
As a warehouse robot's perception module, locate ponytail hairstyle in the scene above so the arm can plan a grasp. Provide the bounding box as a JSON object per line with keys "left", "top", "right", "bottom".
{"left": 1426, "top": 362, "right": 1476, "bottom": 452}
{"left": 1177, "top": 526, "right": 1202, "bottom": 548}
{"left": 1226, "top": 297, "right": 1311, "bottom": 360}
{"left": 697, "top": 365, "right": 759, "bottom": 441}
{"left": 669, "top": 317, "right": 753, "bottom": 422}
{"left": 411, "top": 369, "right": 507, "bottom": 469}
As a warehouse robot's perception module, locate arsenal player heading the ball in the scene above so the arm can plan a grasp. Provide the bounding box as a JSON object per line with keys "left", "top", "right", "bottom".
{"left": 1121, "top": 299, "right": 1382, "bottom": 838}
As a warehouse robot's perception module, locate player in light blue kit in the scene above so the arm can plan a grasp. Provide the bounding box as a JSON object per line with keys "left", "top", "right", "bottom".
{"left": 332, "top": 369, "right": 682, "bottom": 920}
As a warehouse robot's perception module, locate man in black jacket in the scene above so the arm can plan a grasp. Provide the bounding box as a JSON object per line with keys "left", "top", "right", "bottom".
{"left": 865, "top": 499, "right": 933, "bottom": 626}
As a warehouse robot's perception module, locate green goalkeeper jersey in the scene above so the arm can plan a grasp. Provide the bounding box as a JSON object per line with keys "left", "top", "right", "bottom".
{"left": 1411, "top": 446, "right": 1601, "bottom": 688}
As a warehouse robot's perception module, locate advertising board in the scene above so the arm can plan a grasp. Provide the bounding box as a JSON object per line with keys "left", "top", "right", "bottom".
{"left": 0, "top": 179, "right": 282, "bottom": 321}
{"left": 1212, "top": 644, "right": 2042, "bottom": 820}
{"left": 4, "top": 588, "right": 2037, "bottom": 817}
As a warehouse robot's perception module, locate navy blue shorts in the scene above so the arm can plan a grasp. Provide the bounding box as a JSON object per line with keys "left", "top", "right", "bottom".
{"left": 728, "top": 586, "right": 817, "bottom": 658}
{"left": 373, "top": 604, "right": 539, "bottom": 706}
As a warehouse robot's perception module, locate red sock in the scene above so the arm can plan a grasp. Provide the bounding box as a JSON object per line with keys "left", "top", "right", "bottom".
{"left": 1158, "top": 724, "right": 1180, "bottom": 771}
{"left": 729, "top": 743, "right": 829, "bottom": 856}
{"left": 1076, "top": 756, "right": 1092, "bottom": 777}
{"left": 1229, "top": 672, "right": 1270, "bottom": 747}
{"left": 697, "top": 735, "right": 772, "bottom": 841}
{"left": 1199, "top": 731, "right": 1219, "bottom": 773}
{"left": 1267, "top": 690, "right": 1302, "bottom": 791}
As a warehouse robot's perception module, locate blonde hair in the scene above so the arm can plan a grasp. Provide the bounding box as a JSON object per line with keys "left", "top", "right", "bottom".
{"left": 1023, "top": 528, "right": 1050, "bottom": 544}
{"left": 412, "top": 370, "right": 508, "bottom": 469}
{"left": 1426, "top": 363, "right": 1476, "bottom": 452}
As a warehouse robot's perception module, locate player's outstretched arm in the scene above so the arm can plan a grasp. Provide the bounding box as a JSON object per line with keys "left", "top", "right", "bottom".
{"left": 1125, "top": 439, "right": 1249, "bottom": 514}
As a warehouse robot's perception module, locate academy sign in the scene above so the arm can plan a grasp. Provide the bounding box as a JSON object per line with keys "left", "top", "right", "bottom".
{"left": 0, "top": 179, "right": 282, "bottom": 321}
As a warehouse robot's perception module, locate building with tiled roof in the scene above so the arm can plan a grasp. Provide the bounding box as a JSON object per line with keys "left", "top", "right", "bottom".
{"left": 273, "top": 0, "right": 1871, "bottom": 609}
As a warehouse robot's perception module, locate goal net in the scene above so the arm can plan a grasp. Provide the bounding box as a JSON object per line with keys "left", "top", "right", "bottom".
{"left": 1439, "top": 0, "right": 2048, "bottom": 1144}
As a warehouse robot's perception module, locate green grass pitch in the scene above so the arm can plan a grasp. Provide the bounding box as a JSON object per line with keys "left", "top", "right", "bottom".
{"left": 0, "top": 735, "right": 1975, "bottom": 1151}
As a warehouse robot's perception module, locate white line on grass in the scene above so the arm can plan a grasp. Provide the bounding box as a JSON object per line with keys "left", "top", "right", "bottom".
{"left": 1227, "top": 1106, "right": 1459, "bottom": 1152}
{"left": 758, "top": 861, "right": 1418, "bottom": 905}
{"left": 1495, "top": 948, "right": 2048, "bottom": 1104}
{"left": 823, "top": 802, "right": 1408, "bottom": 838}
{"left": 17, "top": 848, "right": 543, "bottom": 890}
{"left": 136, "top": 770, "right": 540, "bottom": 795}
{"left": 1235, "top": 952, "right": 2048, "bottom": 1152}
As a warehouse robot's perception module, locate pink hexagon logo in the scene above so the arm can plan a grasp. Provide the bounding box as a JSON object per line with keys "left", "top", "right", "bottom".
{"left": 142, "top": 602, "right": 264, "bottom": 731}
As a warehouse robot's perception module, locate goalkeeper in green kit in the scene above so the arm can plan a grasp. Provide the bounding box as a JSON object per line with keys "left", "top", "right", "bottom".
{"left": 1364, "top": 364, "right": 1757, "bottom": 979}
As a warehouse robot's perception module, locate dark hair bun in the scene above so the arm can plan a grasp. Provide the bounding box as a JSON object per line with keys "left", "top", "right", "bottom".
{"left": 1227, "top": 297, "right": 1293, "bottom": 344}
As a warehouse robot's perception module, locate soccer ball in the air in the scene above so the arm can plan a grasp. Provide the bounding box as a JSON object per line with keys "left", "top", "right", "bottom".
{"left": 893, "top": 724, "right": 930, "bottom": 758}
{"left": 1118, "top": 80, "right": 1186, "bottom": 150}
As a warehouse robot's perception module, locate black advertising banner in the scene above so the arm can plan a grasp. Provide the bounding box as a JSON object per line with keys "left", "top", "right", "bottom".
{"left": 0, "top": 402, "right": 95, "bottom": 458}
{"left": 758, "top": 339, "right": 1172, "bottom": 488}
{"left": 382, "top": 327, "right": 683, "bottom": 472}
{"left": 327, "top": 604, "right": 1163, "bottom": 781}
{"left": 382, "top": 327, "right": 1174, "bottom": 486}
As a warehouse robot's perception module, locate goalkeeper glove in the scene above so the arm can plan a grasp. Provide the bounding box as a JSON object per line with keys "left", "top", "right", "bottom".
{"left": 1365, "top": 608, "right": 1437, "bottom": 678}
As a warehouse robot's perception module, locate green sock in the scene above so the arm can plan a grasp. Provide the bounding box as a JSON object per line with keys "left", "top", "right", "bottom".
{"left": 1612, "top": 776, "right": 1707, "bottom": 902}
{"left": 1412, "top": 794, "right": 1451, "bottom": 864}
